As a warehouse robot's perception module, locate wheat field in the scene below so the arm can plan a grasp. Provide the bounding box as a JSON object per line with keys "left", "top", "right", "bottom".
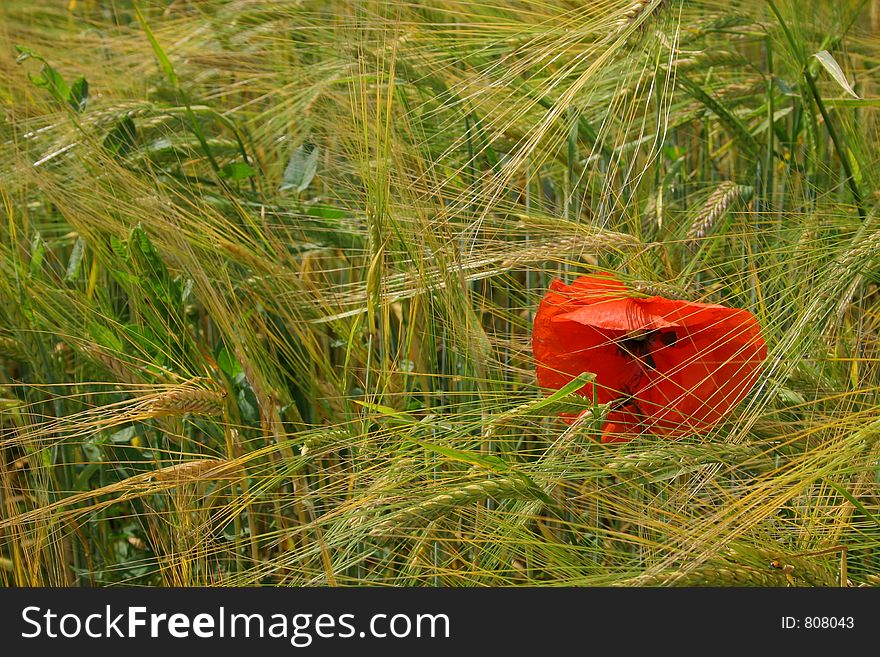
{"left": 1, "top": 0, "right": 879, "bottom": 587}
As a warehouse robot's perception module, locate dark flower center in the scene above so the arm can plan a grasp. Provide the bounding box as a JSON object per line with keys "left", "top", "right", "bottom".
{"left": 615, "top": 329, "right": 677, "bottom": 371}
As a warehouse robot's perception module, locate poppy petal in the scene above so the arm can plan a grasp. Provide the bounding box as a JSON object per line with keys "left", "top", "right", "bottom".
{"left": 532, "top": 274, "right": 767, "bottom": 442}
{"left": 637, "top": 306, "right": 766, "bottom": 436}
{"left": 559, "top": 298, "right": 678, "bottom": 333}
{"left": 534, "top": 317, "right": 641, "bottom": 404}
{"left": 533, "top": 277, "right": 642, "bottom": 406}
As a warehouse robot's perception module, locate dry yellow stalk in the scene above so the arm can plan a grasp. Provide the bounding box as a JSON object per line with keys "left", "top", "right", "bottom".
{"left": 148, "top": 458, "right": 242, "bottom": 483}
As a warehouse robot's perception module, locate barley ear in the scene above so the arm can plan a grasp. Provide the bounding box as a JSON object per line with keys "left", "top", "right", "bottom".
{"left": 687, "top": 182, "right": 753, "bottom": 248}
{"left": 148, "top": 386, "right": 227, "bottom": 418}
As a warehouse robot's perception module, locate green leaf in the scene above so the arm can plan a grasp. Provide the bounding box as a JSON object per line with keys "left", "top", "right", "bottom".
{"left": 352, "top": 399, "right": 416, "bottom": 424}
{"left": 847, "top": 146, "right": 862, "bottom": 187}
{"left": 409, "top": 439, "right": 514, "bottom": 474}
{"left": 115, "top": 271, "right": 141, "bottom": 286}
{"left": 234, "top": 372, "right": 260, "bottom": 423}
{"left": 110, "top": 234, "right": 131, "bottom": 264}
{"left": 533, "top": 372, "right": 596, "bottom": 410}
{"left": 74, "top": 463, "right": 101, "bottom": 491}
{"left": 306, "top": 204, "right": 347, "bottom": 219}
{"left": 104, "top": 116, "right": 138, "bottom": 156}
{"left": 130, "top": 225, "right": 162, "bottom": 272}
{"left": 813, "top": 50, "right": 859, "bottom": 99}
{"left": 65, "top": 236, "right": 86, "bottom": 283}
{"left": 217, "top": 346, "right": 244, "bottom": 378}
{"left": 491, "top": 376, "right": 599, "bottom": 422}
{"left": 14, "top": 45, "right": 86, "bottom": 112}
{"left": 89, "top": 323, "right": 124, "bottom": 352}
{"left": 122, "top": 324, "right": 164, "bottom": 362}
{"left": 128, "top": 226, "right": 181, "bottom": 309}
{"left": 678, "top": 75, "right": 761, "bottom": 159}
{"left": 28, "top": 231, "right": 46, "bottom": 278}
{"left": 106, "top": 425, "right": 137, "bottom": 444}
{"left": 14, "top": 45, "right": 43, "bottom": 63}
{"left": 280, "top": 142, "right": 319, "bottom": 193}
{"left": 220, "top": 161, "right": 256, "bottom": 181}
{"left": 31, "top": 63, "right": 69, "bottom": 105}
{"left": 822, "top": 97, "right": 880, "bottom": 107}
{"left": 68, "top": 76, "right": 88, "bottom": 112}
{"left": 134, "top": 5, "right": 178, "bottom": 87}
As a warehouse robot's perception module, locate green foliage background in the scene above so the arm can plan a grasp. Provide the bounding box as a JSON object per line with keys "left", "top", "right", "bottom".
{"left": 1, "top": 0, "right": 878, "bottom": 586}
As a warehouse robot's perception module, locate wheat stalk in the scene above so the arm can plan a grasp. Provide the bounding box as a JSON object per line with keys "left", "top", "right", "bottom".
{"left": 629, "top": 279, "right": 692, "bottom": 300}
{"left": 149, "top": 458, "right": 242, "bottom": 483}
{"left": 81, "top": 343, "right": 142, "bottom": 384}
{"left": 148, "top": 386, "right": 226, "bottom": 417}
{"left": 714, "top": 79, "right": 766, "bottom": 101}
{"left": 0, "top": 336, "right": 25, "bottom": 361}
{"left": 686, "top": 182, "right": 753, "bottom": 247}
{"left": 604, "top": 442, "right": 771, "bottom": 475}
{"left": 368, "top": 475, "right": 536, "bottom": 540}
{"left": 727, "top": 545, "right": 840, "bottom": 587}
{"left": 613, "top": 0, "right": 666, "bottom": 35}
{"left": 615, "top": 565, "right": 790, "bottom": 587}
{"left": 316, "top": 230, "right": 645, "bottom": 323}
{"left": 298, "top": 428, "right": 354, "bottom": 456}
{"left": 671, "top": 50, "right": 748, "bottom": 71}
{"left": 347, "top": 457, "right": 420, "bottom": 529}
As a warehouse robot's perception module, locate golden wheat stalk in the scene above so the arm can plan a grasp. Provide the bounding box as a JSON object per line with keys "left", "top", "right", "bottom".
{"left": 613, "top": 0, "right": 665, "bottom": 35}
{"left": 0, "top": 457, "right": 246, "bottom": 533}
{"left": 147, "top": 386, "right": 226, "bottom": 418}
{"left": 0, "top": 380, "right": 228, "bottom": 452}
{"left": 148, "top": 458, "right": 243, "bottom": 483}
{"left": 498, "top": 233, "right": 639, "bottom": 268}
{"left": 686, "top": 182, "right": 753, "bottom": 247}
{"left": 671, "top": 50, "right": 748, "bottom": 72}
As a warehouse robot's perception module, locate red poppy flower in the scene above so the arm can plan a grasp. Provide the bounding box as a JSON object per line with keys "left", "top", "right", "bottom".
{"left": 532, "top": 274, "right": 766, "bottom": 443}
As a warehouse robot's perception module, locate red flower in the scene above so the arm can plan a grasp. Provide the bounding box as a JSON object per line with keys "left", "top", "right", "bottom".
{"left": 532, "top": 274, "right": 766, "bottom": 443}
